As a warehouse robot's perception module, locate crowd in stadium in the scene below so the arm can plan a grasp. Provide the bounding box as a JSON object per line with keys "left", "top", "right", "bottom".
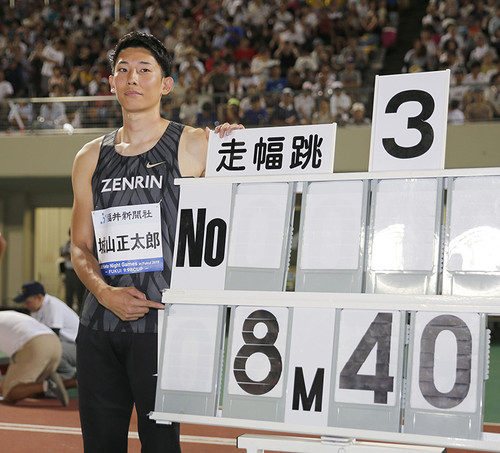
{"left": 0, "top": 0, "right": 499, "bottom": 130}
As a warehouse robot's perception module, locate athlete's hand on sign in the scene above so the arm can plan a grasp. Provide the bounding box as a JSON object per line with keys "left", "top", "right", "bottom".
{"left": 99, "top": 286, "right": 165, "bottom": 322}
{"left": 205, "top": 122, "right": 244, "bottom": 140}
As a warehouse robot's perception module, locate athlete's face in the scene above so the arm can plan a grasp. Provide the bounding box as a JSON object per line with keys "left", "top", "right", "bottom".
{"left": 109, "top": 47, "right": 173, "bottom": 112}
{"left": 23, "top": 294, "right": 44, "bottom": 313}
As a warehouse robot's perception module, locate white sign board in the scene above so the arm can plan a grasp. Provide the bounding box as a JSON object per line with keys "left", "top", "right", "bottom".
{"left": 284, "top": 308, "right": 336, "bottom": 426}
{"left": 369, "top": 70, "right": 450, "bottom": 172}
{"left": 160, "top": 304, "right": 220, "bottom": 392}
{"left": 227, "top": 306, "right": 289, "bottom": 398}
{"left": 299, "top": 180, "right": 365, "bottom": 270}
{"left": 334, "top": 309, "right": 402, "bottom": 406}
{"left": 206, "top": 124, "right": 336, "bottom": 177}
{"left": 228, "top": 183, "right": 290, "bottom": 269}
{"left": 409, "top": 311, "right": 480, "bottom": 413}
{"left": 171, "top": 183, "right": 232, "bottom": 290}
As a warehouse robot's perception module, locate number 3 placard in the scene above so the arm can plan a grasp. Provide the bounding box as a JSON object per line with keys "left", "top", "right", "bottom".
{"left": 369, "top": 70, "right": 450, "bottom": 172}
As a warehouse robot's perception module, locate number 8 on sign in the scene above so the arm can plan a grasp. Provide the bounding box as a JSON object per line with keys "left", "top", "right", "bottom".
{"left": 228, "top": 306, "right": 289, "bottom": 398}
{"left": 369, "top": 70, "right": 450, "bottom": 172}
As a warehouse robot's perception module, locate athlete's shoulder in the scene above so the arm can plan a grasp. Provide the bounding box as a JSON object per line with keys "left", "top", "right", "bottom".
{"left": 180, "top": 124, "right": 206, "bottom": 142}
{"left": 178, "top": 125, "right": 208, "bottom": 177}
{"left": 75, "top": 134, "right": 104, "bottom": 161}
{"left": 72, "top": 131, "right": 112, "bottom": 174}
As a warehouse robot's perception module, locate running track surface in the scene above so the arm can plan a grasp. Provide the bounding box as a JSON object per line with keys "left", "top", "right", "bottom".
{"left": 1, "top": 397, "right": 499, "bottom": 452}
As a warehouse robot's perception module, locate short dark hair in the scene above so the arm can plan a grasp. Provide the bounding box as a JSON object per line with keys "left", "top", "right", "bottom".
{"left": 109, "top": 31, "right": 172, "bottom": 77}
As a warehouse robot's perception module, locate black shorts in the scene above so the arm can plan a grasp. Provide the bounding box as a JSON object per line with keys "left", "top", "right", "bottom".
{"left": 76, "top": 324, "right": 180, "bottom": 453}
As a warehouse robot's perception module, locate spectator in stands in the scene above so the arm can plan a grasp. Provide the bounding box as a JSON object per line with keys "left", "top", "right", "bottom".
{"left": 27, "top": 41, "right": 44, "bottom": 97}
{"left": 464, "top": 59, "right": 489, "bottom": 84}
{"left": 274, "top": 40, "right": 300, "bottom": 78}
{"left": 340, "top": 36, "right": 369, "bottom": 72}
{"left": 312, "top": 97, "right": 336, "bottom": 124}
{"left": 68, "top": 66, "right": 86, "bottom": 96}
{"left": 486, "top": 72, "right": 500, "bottom": 118}
{"left": 266, "top": 64, "right": 288, "bottom": 93}
{"left": 403, "top": 38, "right": 433, "bottom": 73}
{"left": 294, "top": 84, "right": 316, "bottom": 124}
{"left": 88, "top": 69, "right": 106, "bottom": 96}
{"left": 275, "top": 3, "right": 295, "bottom": 31}
{"left": 196, "top": 101, "right": 217, "bottom": 129}
{"left": 271, "top": 87, "right": 301, "bottom": 126}
{"left": 40, "top": 38, "right": 65, "bottom": 96}
{"left": 489, "top": 5, "right": 500, "bottom": 38}
{"left": 218, "top": 97, "right": 242, "bottom": 125}
{"left": 450, "top": 66, "right": 470, "bottom": 109}
{"left": 469, "top": 33, "right": 496, "bottom": 63}
{"left": 5, "top": 49, "right": 30, "bottom": 97}
{"left": 359, "top": 4, "right": 382, "bottom": 46}
{"left": 0, "top": 0, "right": 402, "bottom": 132}
{"left": 80, "top": 105, "right": 100, "bottom": 128}
{"left": 0, "top": 67, "right": 13, "bottom": 129}
{"left": 225, "top": 17, "right": 244, "bottom": 49}
{"left": 234, "top": 37, "right": 256, "bottom": 64}
{"left": 14, "top": 280, "right": 78, "bottom": 384}
{"left": 78, "top": 62, "right": 94, "bottom": 95}
{"left": 235, "top": 62, "right": 260, "bottom": 97}
{"left": 8, "top": 100, "right": 33, "bottom": 130}
{"left": 311, "top": 70, "right": 335, "bottom": 98}
{"left": 242, "top": 94, "right": 268, "bottom": 126}
{"left": 347, "top": 102, "right": 371, "bottom": 126}
{"left": 481, "top": 50, "right": 498, "bottom": 75}
{"left": 37, "top": 84, "right": 68, "bottom": 129}
{"left": 286, "top": 68, "right": 304, "bottom": 91}
{"left": 339, "top": 56, "right": 362, "bottom": 88}
{"left": 73, "top": 44, "right": 96, "bottom": 69}
{"left": 419, "top": 26, "right": 439, "bottom": 67}
{"left": 204, "top": 59, "right": 232, "bottom": 105}
{"left": 179, "top": 88, "right": 200, "bottom": 126}
{"left": 171, "top": 72, "right": 189, "bottom": 108}
{"left": 439, "top": 38, "right": 465, "bottom": 69}
{"left": 0, "top": 69, "right": 14, "bottom": 100}
{"left": 48, "top": 63, "right": 68, "bottom": 95}
{"left": 440, "top": 20, "right": 466, "bottom": 53}
{"left": 448, "top": 99, "right": 466, "bottom": 125}
{"left": 294, "top": 47, "right": 319, "bottom": 78}
{"left": 465, "top": 86, "right": 494, "bottom": 121}
{"left": 239, "top": 84, "right": 266, "bottom": 116}
{"left": 251, "top": 47, "right": 278, "bottom": 87}
{"left": 330, "top": 81, "right": 352, "bottom": 124}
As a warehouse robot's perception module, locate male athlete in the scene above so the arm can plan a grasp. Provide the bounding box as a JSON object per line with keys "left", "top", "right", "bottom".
{"left": 71, "top": 31, "right": 242, "bottom": 452}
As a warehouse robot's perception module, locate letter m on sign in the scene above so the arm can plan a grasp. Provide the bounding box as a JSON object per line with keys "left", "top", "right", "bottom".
{"left": 292, "top": 367, "right": 324, "bottom": 412}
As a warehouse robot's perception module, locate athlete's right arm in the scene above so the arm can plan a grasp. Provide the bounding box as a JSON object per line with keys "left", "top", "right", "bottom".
{"left": 70, "top": 138, "right": 164, "bottom": 321}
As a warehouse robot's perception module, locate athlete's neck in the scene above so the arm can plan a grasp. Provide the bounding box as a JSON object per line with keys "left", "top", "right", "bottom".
{"left": 116, "top": 114, "right": 169, "bottom": 156}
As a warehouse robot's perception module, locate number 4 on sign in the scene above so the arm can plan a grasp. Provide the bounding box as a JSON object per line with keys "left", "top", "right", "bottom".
{"left": 369, "top": 70, "right": 450, "bottom": 172}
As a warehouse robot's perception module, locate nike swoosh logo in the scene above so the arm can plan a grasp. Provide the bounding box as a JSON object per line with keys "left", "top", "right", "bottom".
{"left": 146, "top": 161, "right": 166, "bottom": 168}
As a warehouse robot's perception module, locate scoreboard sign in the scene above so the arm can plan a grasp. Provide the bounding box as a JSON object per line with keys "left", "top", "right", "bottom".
{"left": 170, "top": 183, "right": 232, "bottom": 290}
{"left": 153, "top": 70, "right": 500, "bottom": 450}
{"left": 154, "top": 292, "right": 491, "bottom": 446}
{"left": 369, "top": 70, "right": 450, "bottom": 172}
{"left": 205, "top": 123, "right": 336, "bottom": 177}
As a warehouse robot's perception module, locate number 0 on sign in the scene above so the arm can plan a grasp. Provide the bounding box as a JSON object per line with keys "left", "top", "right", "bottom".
{"left": 369, "top": 70, "right": 450, "bottom": 172}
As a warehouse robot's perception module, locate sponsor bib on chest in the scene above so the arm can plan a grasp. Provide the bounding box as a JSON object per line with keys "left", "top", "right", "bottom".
{"left": 91, "top": 202, "right": 164, "bottom": 275}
